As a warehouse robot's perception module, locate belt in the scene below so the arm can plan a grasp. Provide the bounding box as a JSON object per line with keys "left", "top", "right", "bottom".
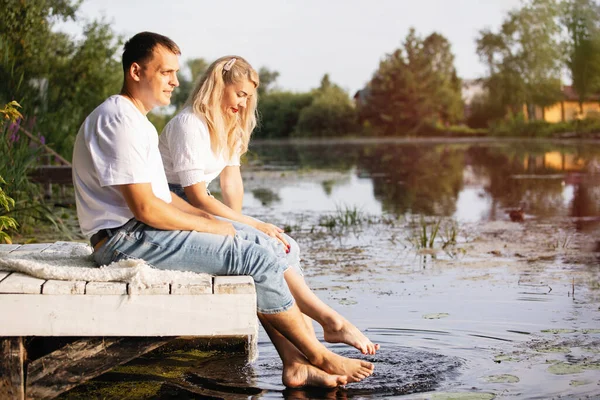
{"left": 90, "top": 226, "right": 120, "bottom": 249}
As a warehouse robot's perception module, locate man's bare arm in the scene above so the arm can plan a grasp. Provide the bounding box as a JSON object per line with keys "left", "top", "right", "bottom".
{"left": 118, "top": 183, "right": 235, "bottom": 236}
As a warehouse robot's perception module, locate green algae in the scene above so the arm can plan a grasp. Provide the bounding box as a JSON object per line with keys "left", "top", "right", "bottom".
{"left": 423, "top": 312, "right": 450, "bottom": 319}
{"left": 430, "top": 393, "right": 496, "bottom": 400}
{"left": 535, "top": 346, "right": 571, "bottom": 353}
{"left": 485, "top": 374, "right": 520, "bottom": 383}
{"left": 494, "top": 354, "right": 519, "bottom": 362}
{"left": 58, "top": 381, "right": 162, "bottom": 399}
{"left": 582, "top": 329, "right": 600, "bottom": 334}
{"left": 541, "top": 329, "right": 577, "bottom": 334}
{"left": 547, "top": 362, "right": 584, "bottom": 375}
{"left": 569, "top": 379, "right": 592, "bottom": 386}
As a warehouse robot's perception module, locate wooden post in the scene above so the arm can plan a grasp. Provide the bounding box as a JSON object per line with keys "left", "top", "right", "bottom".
{"left": 0, "top": 337, "right": 26, "bottom": 400}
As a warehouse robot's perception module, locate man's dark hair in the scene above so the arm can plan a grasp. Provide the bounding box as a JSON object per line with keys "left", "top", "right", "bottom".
{"left": 122, "top": 32, "right": 181, "bottom": 73}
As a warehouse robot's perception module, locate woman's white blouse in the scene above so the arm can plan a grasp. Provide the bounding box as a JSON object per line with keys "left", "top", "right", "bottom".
{"left": 158, "top": 107, "right": 241, "bottom": 187}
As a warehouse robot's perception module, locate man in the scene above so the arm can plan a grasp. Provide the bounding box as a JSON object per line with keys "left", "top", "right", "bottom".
{"left": 72, "top": 31, "right": 373, "bottom": 388}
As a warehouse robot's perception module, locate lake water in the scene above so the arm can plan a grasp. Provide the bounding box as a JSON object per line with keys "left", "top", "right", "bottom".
{"left": 62, "top": 138, "right": 600, "bottom": 399}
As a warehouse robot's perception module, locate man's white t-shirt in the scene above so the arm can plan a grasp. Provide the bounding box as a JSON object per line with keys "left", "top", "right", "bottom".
{"left": 72, "top": 95, "right": 172, "bottom": 237}
{"left": 158, "top": 107, "right": 241, "bottom": 188}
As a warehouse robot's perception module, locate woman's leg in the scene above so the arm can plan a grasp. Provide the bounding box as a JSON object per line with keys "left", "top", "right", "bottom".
{"left": 228, "top": 221, "right": 379, "bottom": 355}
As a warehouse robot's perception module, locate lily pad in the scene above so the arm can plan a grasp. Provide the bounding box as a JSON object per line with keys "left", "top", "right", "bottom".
{"left": 541, "top": 329, "right": 577, "bottom": 334}
{"left": 485, "top": 374, "right": 520, "bottom": 383}
{"left": 584, "top": 362, "right": 600, "bottom": 370}
{"left": 430, "top": 393, "right": 496, "bottom": 400}
{"left": 570, "top": 379, "right": 591, "bottom": 386}
{"left": 536, "top": 346, "right": 571, "bottom": 353}
{"left": 547, "top": 362, "right": 584, "bottom": 375}
{"left": 582, "top": 329, "right": 600, "bottom": 334}
{"left": 423, "top": 313, "right": 450, "bottom": 319}
{"left": 494, "top": 354, "right": 518, "bottom": 362}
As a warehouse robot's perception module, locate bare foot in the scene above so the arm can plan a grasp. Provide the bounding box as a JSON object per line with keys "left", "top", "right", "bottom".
{"left": 283, "top": 358, "right": 348, "bottom": 388}
{"left": 314, "top": 351, "right": 374, "bottom": 383}
{"left": 323, "top": 318, "right": 380, "bottom": 355}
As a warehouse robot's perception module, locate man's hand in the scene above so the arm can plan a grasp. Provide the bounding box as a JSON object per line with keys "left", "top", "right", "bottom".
{"left": 206, "top": 219, "right": 236, "bottom": 237}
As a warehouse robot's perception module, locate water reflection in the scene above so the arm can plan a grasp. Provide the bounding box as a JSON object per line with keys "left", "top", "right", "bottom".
{"left": 245, "top": 140, "right": 600, "bottom": 229}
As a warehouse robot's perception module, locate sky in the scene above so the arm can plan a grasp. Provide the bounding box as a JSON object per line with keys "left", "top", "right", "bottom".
{"left": 57, "top": 0, "right": 523, "bottom": 95}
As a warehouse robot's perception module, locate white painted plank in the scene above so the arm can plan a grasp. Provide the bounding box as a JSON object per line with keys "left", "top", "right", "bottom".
{"left": 85, "top": 282, "right": 127, "bottom": 295}
{"left": 171, "top": 275, "right": 212, "bottom": 295}
{"left": 41, "top": 241, "right": 91, "bottom": 254}
{"left": 0, "top": 271, "right": 10, "bottom": 282}
{"left": 0, "top": 272, "right": 45, "bottom": 294}
{"left": 42, "top": 280, "right": 86, "bottom": 295}
{"left": 214, "top": 276, "right": 255, "bottom": 294}
{"left": 128, "top": 283, "right": 170, "bottom": 295}
{"left": 0, "top": 244, "right": 21, "bottom": 253}
{"left": 0, "top": 293, "right": 257, "bottom": 336}
{"left": 10, "top": 243, "right": 52, "bottom": 254}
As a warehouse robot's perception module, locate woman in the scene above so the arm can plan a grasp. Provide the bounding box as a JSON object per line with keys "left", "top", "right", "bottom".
{"left": 159, "top": 56, "right": 379, "bottom": 365}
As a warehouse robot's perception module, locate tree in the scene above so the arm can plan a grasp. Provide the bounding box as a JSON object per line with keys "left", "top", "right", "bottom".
{"left": 476, "top": 0, "right": 564, "bottom": 120}
{"left": 0, "top": 1, "right": 123, "bottom": 157}
{"left": 171, "top": 57, "right": 210, "bottom": 110}
{"left": 562, "top": 0, "right": 600, "bottom": 113}
{"left": 255, "top": 91, "right": 313, "bottom": 138}
{"left": 257, "top": 67, "right": 279, "bottom": 96}
{"left": 295, "top": 75, "right": 358, "bottom": 137}
{"left": 362, "top": 28, "right": 463, "bottom": 135}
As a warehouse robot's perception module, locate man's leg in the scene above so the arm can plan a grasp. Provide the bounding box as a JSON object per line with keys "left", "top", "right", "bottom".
{"left": 93, "top": 221, "right": 374, "bottom": 384}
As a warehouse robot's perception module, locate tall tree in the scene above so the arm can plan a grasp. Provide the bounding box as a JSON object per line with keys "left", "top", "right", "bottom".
{"left": 257, "top": 66, "right": 279, "bottom": 96}
{"left": 476, "top": 0, "right": 564, "bottom": 120}
{"left": 171, "top": 57, "right": 210, "bottom": 110}
{"left": 562, "top": 0, "right": 600, "bottom": 113}
{"left": 362, "top": 28, "right": 463, "bottom": 135}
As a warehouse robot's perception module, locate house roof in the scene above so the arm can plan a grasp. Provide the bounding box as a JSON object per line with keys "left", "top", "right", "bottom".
{"left": 562, "top": 85, "right": 600, "bottom": 101}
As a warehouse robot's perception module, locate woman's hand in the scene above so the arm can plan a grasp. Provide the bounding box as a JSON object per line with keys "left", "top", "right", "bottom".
{"left": 255, "top": 222, "right": 290, "bottom": 252}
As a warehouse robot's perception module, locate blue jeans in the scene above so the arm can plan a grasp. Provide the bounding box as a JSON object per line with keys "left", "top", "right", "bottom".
{"left": 168, "top": 183, "right": 302, "bottom": 275}
{"left": 93, "top": 218, "right": 294, "bottom": 314}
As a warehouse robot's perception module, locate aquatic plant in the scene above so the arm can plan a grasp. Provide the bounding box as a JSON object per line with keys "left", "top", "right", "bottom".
{"left": 319, "top": 204, "right": 366, "bottom": 230}
{"left": 408, "top": 216, "right": 441, "bottom": 249}
{"left": 0, "top": 175, "right": 18, "bottom": 244}
{"left": 549, "top": 233, "right": 573, "bottom": 249}
{"left": 0, "top": 101, "right": 70, "bottom": 241}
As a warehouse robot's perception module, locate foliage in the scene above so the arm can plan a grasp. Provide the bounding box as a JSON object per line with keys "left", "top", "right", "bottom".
{"left": 0, "top": 175, "right": 18, "bottom": 244}
{"left": 0, "top": 1, "right": 122, "bottom": 158}
{"left": 171, "top": 58, "right": 210, "bottom": 110}
{"left": 562, "top": 0, "right": 600, "bottom": 112}
{"left": 255, "top": 91, "right": 314, "bottom": 138}
{"left": 294, "top": 75, "right": 358, "bottom": 137}
{"left": 489, "top": 116, "right": 600, "bottom": 137}
{"left": 319, "top": 204, "right": 366, "bottom": 230}
{"left": 361, "top": 28, "right": 464, "bottom": 136}
{"left": 0, "top": 100, "right": 71, "bottom": 241}
{"left": 257, "top": 66, "right": 280, "bottom": 96}
{"left": 476, "top": 0, "right": 564, "bottom": 120}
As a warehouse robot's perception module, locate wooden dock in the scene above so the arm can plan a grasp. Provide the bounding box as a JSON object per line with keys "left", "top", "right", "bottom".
{"left": 0, "top": 242, "right": 258, "bottom": 399}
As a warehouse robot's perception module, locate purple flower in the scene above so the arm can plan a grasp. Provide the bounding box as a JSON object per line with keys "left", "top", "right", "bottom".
{"left": 39, "top": 135, "right": 45, "bottom": 145}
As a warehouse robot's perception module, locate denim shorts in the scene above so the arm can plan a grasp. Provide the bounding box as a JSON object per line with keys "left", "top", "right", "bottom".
{"left": 93, "top": 218, "right": 294, "bottom": 314}
{"left": 168, "top": 183, "right": 303, "bottom": 275}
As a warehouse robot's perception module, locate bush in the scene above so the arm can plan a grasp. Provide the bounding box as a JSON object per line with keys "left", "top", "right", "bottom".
{"left": 294, "top": 87, "right": 358, "bottom": 137}
{"left": 255, "top": 91, "right": 314, "bottom": 138}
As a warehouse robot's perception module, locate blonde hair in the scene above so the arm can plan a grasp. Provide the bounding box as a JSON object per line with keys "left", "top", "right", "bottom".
{"left": 185, "top": 55, "right": 259, "bottom": 159}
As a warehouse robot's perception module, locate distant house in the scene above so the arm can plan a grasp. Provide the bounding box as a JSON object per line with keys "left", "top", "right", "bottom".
{"left": 526, "top": 86, "right": 600, "bottom": 122}
{"left": 353, "top": 87, "right": 371, "bottom": 109}
{"left": 461, "top": 79, "right": 485, "bottom": 119}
